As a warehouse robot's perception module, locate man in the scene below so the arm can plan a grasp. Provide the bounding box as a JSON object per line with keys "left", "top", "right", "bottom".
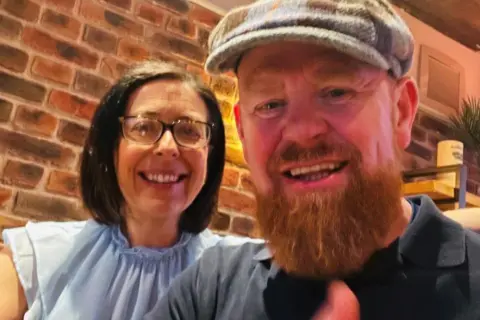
{"left": 154, "top": 0, "right": 480, "bottom": 319}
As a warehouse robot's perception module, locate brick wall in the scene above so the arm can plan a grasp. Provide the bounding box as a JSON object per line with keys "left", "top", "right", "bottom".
{"left": 0, "top": 0, "right": 258, "bottom": 239}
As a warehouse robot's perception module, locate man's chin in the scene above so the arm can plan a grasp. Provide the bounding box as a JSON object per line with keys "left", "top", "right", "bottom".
{"left": 256, "top": 164, "right": 404, "bottom": 279}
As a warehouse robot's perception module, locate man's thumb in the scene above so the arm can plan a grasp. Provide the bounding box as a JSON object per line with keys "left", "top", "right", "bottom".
{"left": 312, "top": 281, "right": 359, "bottom": 320}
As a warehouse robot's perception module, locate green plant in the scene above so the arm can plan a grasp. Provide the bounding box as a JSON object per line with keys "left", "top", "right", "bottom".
{"left": 448, "top": 97, "right": 480, "bottom": 165}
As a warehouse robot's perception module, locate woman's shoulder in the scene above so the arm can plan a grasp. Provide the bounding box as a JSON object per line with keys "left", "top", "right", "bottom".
{"left": 2, "top": 220, "right": 88, "bottom": 249}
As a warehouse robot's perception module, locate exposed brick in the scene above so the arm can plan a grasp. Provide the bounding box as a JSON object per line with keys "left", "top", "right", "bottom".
{"left": 464, "top": 149, "right": 480, "bottom": 166}
{"left": 467, "top": 180, "right": 480, "bottom": 195}
{"left": 13, "top": 105, "right": 58, "bottom": 137}
{"left": 406, "top": 141, "right": 433, "bottom": 162}
{"left": 188, "top": 3, "right": 221, "bottom": 28}
{"left": 46, "top": 170, "right": 79, "bottom": 197}
{"left": 31, "top": 56, "right": 74, "bottom": 85}
{"left": 150, "top": 32, "right": 205, "bottom": 63}
{"left": 197, "top": 27, "right": 210, "bottom": 49}
{"left": 74, "top": 71, "right": 111, "bottom": 99}
{"left": 136, "top": 2, "right": 166, "bottom": 26}
{"left": 1, "top": 160, "right": 44, "bottom": 189}
{"left": 80, "top": 0, "right": 143, "bottom": 37}
{"left": 40, "top": 9, "right": 81, "bottom": 40}
{"left": 57, "top": 120, "right": 88, "bottom": 146}
{"left": 240, "top": 173, "right": 255, "bottom": 193}
{"left": 219, "top": 188, "right": 256, "bottom": 216}
{"left": 0, "top": 187, "right": 13, "bottom": 207}
{"left": 428, "top": 134, "right": 441, "bottom": 150}
{"left": 231, "top": 216, "right": 257, "bottom": 237}
{"left": 151, "top": 0, "right": 190, "bottom": 14}
{"left": 102, "top": 0, "right": 131, "bottom": 10}
{"left": 22, "top": 27, "right": 99, "bottom": 69}
{"left": 0, "top": 99, "right": 13, "bottom": 122}
{"left": 0, "top": 14, "right": 22, "bottom": 39}
{"left": 117, "top": 38, "right": 149, "bottom": 61}
{"left": 43, "top": 0, "right": 75, "bottom": 11}
{"left": 209, "top": 211, "right": 231, "bottom": 231}
{"left": 99, "top": 56, "right": 127, "bottom": 80}
{"left": 14, "top": 191, "right": 87, "bottom": 220}
{"left": 411, "top": 125, "right": 427, "bottom": 143}
{"left": 48, "top": 89, "right": 98, "bottom": 120}
{"left": 210, "top": 76, "right": 237, "bottom": 97}
{"left": 0, "top": 71, "right": 46, "bottom": 103}
{"left": 0, "top": 44, "right": 28, "bottom": 73}
{"left": 167, "top": 16, "right": 197, "bottom": 39}
{"left": 83, "top": 25, "right": 118, "bottom": 54}
{"left": 0, "top": 127, "right": 76, "bottom": 168}
{"left": 222, "top": 166, "right": 240, "bottom": 188}
{"left": 1, "top": 0, "right": 40, "bottom": 22}
{"left": 420, "top": 114, "right": 451, "bottom": 138}
{"left": 151, "top": 50, "right": 181, "bottom": 66}
{"left": 467, "top": 164, "right": 480, "bottom": 183}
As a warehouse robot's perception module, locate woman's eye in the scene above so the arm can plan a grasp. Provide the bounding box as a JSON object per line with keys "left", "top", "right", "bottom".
{"left": 132, "top": 123, "right": 152, "bottom": 136}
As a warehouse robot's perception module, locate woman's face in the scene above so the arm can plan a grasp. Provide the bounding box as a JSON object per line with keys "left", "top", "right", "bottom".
{"left": 116, "top": 79, "right": 210, "bottom": 223}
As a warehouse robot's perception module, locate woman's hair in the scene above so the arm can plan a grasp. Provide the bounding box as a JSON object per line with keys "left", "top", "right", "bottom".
{"left": 80, "top": 60, "right": 226, "bottom": 234}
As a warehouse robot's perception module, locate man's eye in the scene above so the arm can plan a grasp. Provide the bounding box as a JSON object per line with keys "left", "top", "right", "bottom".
{"left": 320, "top": 88, "right": 354, "bottom": 102}
{"left": 328, "top": 89, "right": 348, "bottom": 97}
{"left": 254, "top": 100, "right": 285, "bottom": 112}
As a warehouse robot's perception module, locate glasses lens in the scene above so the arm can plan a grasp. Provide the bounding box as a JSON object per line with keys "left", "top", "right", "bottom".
{"left": 123, "top": 118, "right": 163, "bottom": 144}
{"left": 174, "top": 121, "right": 210, "bottom": 148}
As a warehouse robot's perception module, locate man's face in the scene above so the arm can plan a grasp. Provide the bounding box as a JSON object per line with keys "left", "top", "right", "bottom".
{"left": 235, "top": 42, "right": 418, "bottom": 278}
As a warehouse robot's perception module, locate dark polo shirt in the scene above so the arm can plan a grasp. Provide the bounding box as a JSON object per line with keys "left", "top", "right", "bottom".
{"left": 154, "top": 195, "right": 480, "bottom": 320}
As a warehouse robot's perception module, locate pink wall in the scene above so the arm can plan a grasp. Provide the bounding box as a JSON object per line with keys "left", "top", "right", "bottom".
{"left": 394, "top": 6, "right": 480, "bottom": 99}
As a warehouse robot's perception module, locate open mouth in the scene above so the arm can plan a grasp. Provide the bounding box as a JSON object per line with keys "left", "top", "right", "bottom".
{"left": 283, "top": 161, "right": 348, "bottom": 181}
{"left": 139, "top": 172, "right": 188, "bottom": 184}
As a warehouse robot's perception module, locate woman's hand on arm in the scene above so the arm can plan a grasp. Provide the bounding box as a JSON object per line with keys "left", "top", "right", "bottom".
{"left": 0, "top": 243, "right": 27, "bottom": 320}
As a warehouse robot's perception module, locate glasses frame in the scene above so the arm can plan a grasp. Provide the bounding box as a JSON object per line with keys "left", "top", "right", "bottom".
{"left": 118, "top": 115, "right": 215, "bottom": 149}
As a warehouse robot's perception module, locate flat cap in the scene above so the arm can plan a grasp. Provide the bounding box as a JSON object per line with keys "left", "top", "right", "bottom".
{"left": 205, "top": 0, "right": 415, "bottom": 78}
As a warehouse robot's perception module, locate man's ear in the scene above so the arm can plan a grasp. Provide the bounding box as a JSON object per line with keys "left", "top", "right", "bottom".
{"left": 234, "top": 103, "right": 244, "bottom": 141}
{"left": 394, "top": 76, "right": 419, "bottom": 149}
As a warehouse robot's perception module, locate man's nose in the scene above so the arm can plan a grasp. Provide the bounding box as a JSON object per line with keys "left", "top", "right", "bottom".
{"left": 153, "top": 130, "right": 179, "bottom": 158}
{"left": 281, "top": 102, "right": 330, "bottom": 146}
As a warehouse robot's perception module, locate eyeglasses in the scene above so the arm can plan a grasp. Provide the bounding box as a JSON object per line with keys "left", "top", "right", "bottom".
{"left": 119, "top": 116, "right": 214, "bottom": 149}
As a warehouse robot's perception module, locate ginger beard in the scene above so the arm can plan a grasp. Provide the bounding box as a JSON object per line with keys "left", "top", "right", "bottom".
{"left": 255, "top": 140, "right": 405, "bottom": 279}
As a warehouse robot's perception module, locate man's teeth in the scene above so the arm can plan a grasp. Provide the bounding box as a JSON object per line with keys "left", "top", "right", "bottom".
{"left": 289, "top": 163, "right": 341, "bottom": 177}
{"left": 145, "top": 174, "right": 180, "bottom": 183}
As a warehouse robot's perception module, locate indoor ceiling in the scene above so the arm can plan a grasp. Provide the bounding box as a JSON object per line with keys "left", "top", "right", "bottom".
{"left": 391, "top": 0, "right": 480, "bottom": 51}
{"left": 204, "top": 0, "right": 479, "bottom": 52}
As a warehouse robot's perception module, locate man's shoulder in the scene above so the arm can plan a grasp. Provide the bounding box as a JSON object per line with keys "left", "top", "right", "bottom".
{"left": 465, "top": 228, "right": 480, "bottom": 252}
{"left": 197, "top": 241, "right": 268, "bottom": 274}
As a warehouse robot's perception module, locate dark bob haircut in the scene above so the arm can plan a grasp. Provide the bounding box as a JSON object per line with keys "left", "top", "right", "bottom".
{"left": 80, "top": 60, "right": 226, "bottom": 234}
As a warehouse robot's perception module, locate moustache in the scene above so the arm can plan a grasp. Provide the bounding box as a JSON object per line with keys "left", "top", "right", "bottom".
{"left": 271, "top": 141, "right": 360, "bottom": 166}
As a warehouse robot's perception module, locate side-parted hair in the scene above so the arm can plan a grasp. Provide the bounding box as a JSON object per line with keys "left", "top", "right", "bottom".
{"left": 80, "top": 60, "right": 226, "bottom": 234}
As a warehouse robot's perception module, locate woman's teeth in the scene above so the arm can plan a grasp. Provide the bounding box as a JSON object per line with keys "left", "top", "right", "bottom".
{"left": 145, "top": 173, "right": 181, "bottom": 183}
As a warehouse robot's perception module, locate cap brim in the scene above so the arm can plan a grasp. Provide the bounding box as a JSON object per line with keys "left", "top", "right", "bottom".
{"left": 205, "top": 26, "right": 391, "bottom": 76}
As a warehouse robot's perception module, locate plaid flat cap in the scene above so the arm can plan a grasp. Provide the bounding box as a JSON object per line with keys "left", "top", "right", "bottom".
{"left": 205, "top": 0, "right": 415, "bottom": 78}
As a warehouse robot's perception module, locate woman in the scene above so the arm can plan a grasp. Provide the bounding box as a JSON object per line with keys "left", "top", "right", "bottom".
{"left": 0, "top": 60, "right": 255, "bottom": 319}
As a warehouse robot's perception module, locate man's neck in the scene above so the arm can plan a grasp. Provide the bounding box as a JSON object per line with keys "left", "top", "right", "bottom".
{"left": 381, "top": 198, "right": 413, "bottom": 248}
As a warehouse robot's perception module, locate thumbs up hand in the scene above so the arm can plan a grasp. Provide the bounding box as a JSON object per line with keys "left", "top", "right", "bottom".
{"left": 312, "top": 281, "right": 360, "bottom": 320}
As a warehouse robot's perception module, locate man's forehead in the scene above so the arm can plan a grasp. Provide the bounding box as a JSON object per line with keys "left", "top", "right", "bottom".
{"left": 238, "top": 44, "right": 379, "bottom": 82}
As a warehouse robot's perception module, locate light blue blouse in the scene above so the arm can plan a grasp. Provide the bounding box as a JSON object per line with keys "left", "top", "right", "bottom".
{"left": 3, "top": 219, "right": 260, "bottom": 319}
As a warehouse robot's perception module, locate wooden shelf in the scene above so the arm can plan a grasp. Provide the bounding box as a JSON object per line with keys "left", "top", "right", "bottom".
{"left": 403, "top": 180, "right": 480, "bottom": 209}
